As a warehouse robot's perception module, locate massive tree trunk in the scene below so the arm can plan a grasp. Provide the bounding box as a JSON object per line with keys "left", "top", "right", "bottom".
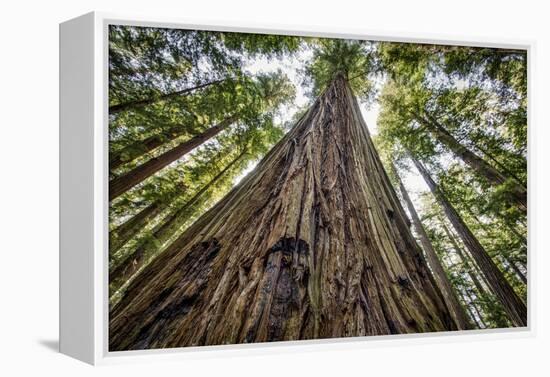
{"left": 413, "top": 112, "right": 527, "bottom": 212}
{"left": 412, "top": 157, "right": 527, "bottom": 327}
{"left": 109, "top": 75, "right": 456, "bottom": 351}
{"left": 109, "top": 119, "right": 235, "bottom": 201}
{"left": 393, "top": 167, "right": 471, "bottom": 330}
{"left": 109, "top": 79, "right": 224, "bottom": 114}
{"left": 110, "top": 115, "right": 237, "bottom": 171}
{"left": 109, "top": 151, "right": 246, "bottom": 293}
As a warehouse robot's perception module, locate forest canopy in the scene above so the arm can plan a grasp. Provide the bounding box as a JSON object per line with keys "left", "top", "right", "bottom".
{"left": 107, "top": 25, "right": 527, "bottom": 349}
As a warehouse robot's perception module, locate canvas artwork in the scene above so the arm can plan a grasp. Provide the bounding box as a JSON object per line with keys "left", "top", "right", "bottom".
{"left": 107, "top": 24, "right": 527, "bottom": 351}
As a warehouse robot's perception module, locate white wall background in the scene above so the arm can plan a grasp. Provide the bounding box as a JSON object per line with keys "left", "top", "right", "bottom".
{"left": 1, "top": 0, "right": 548, "bottom": 374}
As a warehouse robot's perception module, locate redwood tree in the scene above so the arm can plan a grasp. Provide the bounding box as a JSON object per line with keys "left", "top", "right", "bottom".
{"left": 109, "top": 150, "right": 247, "bottom": 294}
{"left": 412, "top": 111, "right": 527, "bottom": 212}
{"left": 109, "top": 79, "right": 224, "bottom": 114}
{"left": 109, "top": 114, "right": 237, "bottom": 171}
{"left": 109, "top": 118, "right": 237, "bottom": 200}
{"left": 109, "top": 72, "right": 294, "bottom": 201}
{"left": 109, "top": 74, "right": 456, "bottom": 351}
{"left": 411, "top": 156, "right": 527, "bottom": 327}
{"left": 393, "top": 166, "right": 471, "bottom": 330}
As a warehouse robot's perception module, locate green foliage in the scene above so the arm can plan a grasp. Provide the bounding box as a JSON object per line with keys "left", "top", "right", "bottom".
{"left": 303, "top": 39, "right": 377, "bottom": 102}
{"left": 108, "top": 25, "right": 528, "bottom": 328}
{"left": 375, "top": 42, "right": 527, "bottom": 328}
{"left": 109, "top": 25, "right": 300, "bottom": 109}
{"left": 419, "top": 194, "right": 514, "bottom": 328}
{"left": 221, "top": 32, "right": 302, "bottom": 58}
{"left": 108, "top": 26, "right": 301, "bottom": 301}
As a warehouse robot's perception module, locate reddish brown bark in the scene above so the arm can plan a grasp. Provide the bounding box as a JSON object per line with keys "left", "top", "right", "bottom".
{"left": 109, "top": 75, "right": 456, "bottom": 351}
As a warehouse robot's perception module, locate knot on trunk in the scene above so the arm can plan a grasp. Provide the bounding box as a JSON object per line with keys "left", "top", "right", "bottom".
{"left": 267, "top": 237, "right": 310, "bottom": 280}
{"left": 397, "top": 275, "right": 412, "bottom": 291}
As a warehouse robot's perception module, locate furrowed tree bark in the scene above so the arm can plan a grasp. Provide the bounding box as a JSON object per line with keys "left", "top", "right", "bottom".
{"left": 413, "top": 112, "right": 527, "bottom": 212}
{"left": 412, "top": 157, "right": 527, "bottom": 327}
{"left": 109, "top": 79, "right": 224, "bottom": 114}
{"left": 110, "top": 115, "right": 238, "bottom": 171}
{"left": 109, "top": 119, "right": 235, "bottom": 201}
{"left": 393, "top": 165, "right": 471, "bottom": 330}
{"left": 109, "top": 151, "right": 246, "bottom": 293}
{"left": 109, "top": 75, "right": 456, "bottom": 351}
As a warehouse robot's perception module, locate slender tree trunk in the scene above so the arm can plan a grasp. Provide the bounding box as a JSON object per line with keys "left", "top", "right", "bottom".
{"left": 109, "top": 79, "right": 224, "bottom": 114}
{"left": 438, "top": 230, "right": 487, "bottom": 329}
{"left": 462, "top": 294, "right": 484, "bottom": 329}
{"left": 109, "top": 75, "right": 456, "bottom": 351}
{"left": 509, "top": 260, "right": 527, "bottom": 284}
{"left": 438, "top": 236, "right": 486, "bottom": 329}
{"left": 109, "top": 200, "right": 165, "bottom": 255}
{"left": 413, "top": 112, "right": 527, "bottom": 212}
{"left": 475, "top": 143, "right": 526, "bottom": 188}
{"left": 459, "top": 208, "right": 527, "bottom": 285}
{"left": 109, "top": 119, "right": 235, "bottom": 201}
{"left": 412, "top": 157, "right": 527, "bottom": 327}
{"left": 441, "top": 222, "right": 488, "bottom": 296}
{"left": 110, "top": 115, "right": 238, "bottom": 171}
{"left": 463, "top": 288, "right": 487, "bottom": 328}
{"left": 462, "top": 204, "right": 527, "bottom": 247}
{"left": 393, "top": 166, "right": 471, "bottom": 330}
{"left": 109, "top": 151, "right": 246, "bottom": 293}
{"left": 505, "top": 221, "right": 528, "bottom": 247}
{"left": 497, "top": 255, "right": 527, "bottom": 285}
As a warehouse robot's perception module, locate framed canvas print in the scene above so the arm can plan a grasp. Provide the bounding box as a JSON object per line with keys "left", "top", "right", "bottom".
{"left": 60, "top": 12, "right": 531, "bottom": 365}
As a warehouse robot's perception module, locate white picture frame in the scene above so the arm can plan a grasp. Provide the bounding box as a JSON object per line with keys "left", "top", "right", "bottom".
{"left": 59, "top": 11, "right": 534, "bottom": 365}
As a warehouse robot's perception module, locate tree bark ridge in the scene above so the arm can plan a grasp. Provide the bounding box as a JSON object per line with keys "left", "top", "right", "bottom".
{"left": 109, "top": 75, "right": 456, "bottom": 351}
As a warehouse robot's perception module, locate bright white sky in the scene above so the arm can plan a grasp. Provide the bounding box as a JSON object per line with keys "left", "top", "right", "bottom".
{"left": 239, "top": 47, "right": 431, "bottom": 212}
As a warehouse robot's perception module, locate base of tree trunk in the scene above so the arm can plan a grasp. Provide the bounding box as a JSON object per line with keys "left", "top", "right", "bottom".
{"left": 109, "top": 75, "right": 456, "bottom": 351}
